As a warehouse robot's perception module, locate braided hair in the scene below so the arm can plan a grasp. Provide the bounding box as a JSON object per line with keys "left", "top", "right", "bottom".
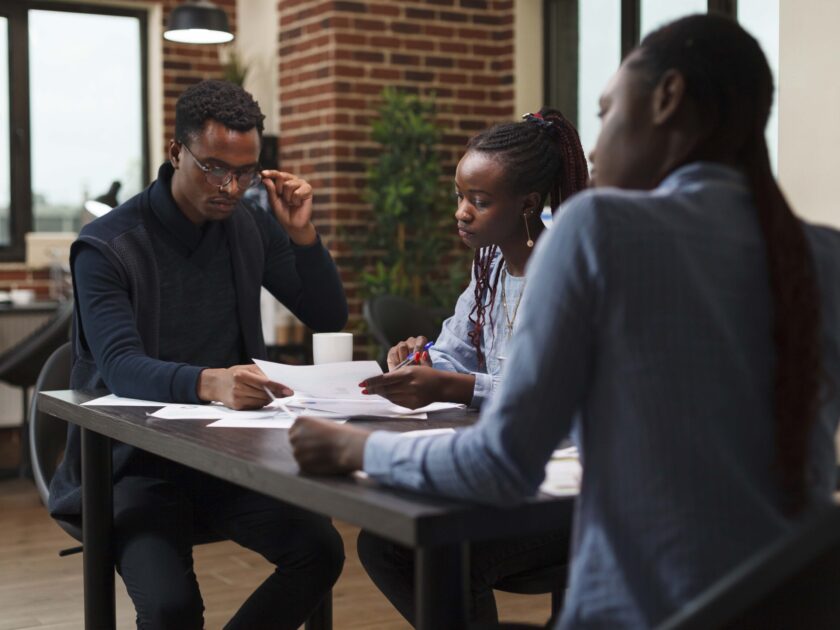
{"left": 633, "top": 15, "right": 822, "bottom": 514}
{"left": 465, "top": 109, "right": 589, "bottom": 366}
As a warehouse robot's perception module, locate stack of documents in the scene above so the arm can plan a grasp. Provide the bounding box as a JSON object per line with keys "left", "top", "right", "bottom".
{"left": 80, "top": 358, "right": 464, "bottom": 428}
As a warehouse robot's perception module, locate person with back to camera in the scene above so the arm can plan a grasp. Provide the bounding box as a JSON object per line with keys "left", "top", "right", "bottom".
{"left": 361, "top": 109, "right": 589, "bottom": 412}
{"left": 289, "top": 14, "right": 840, "bottom": 628}
{"left": 343, "top": 112, "right": 590, "bottom": 625}
{"left": 49, "top": 79, "right": 347, "bottom": 629}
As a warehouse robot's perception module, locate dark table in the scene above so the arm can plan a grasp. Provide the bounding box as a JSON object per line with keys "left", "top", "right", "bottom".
{"left": 38, "top": 390, "right": 575, "bottom": 630}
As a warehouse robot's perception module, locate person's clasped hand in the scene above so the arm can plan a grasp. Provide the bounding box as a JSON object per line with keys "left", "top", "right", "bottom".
{"left": 261, "top": 169, "right": 317, "bottom": 245}
{"left": 199, "top": 364, "right": 291, "bottom": 410}
{"left": 289, "top": 416, "right": 371, "bottom": 474}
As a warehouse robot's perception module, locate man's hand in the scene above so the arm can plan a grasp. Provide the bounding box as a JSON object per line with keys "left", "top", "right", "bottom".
{"left": 361, "top": 366, "right": 474, "bottom": 409}
{"left": 197, "top": 364, "right": 292, "bottom": 410}
{"left": 387, "top": 336, "right": 433, "bottom": 371}
{"left": 289, "top": 417, "right": 370, "bottom": 474}
{"left": 261, "top": 169, "right": 317, "bottom": 245}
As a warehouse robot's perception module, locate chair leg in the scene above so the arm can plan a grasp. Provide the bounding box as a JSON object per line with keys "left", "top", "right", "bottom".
{"left": 19, "top": 387, "right": 33, "bottom": 479}
{"left": 549, "top": 586, "right": 563, "bottom": 624}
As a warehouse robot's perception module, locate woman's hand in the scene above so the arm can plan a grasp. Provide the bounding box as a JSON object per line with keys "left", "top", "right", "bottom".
{"left": 289, "top": 416, "right": 370, "bottom": 474}
{"left": 361, "top": 366, "right": 474, "bottom": 409}
{"left": 261, "top": 169, "right": 317, "bottom": 245}
{"left": 387, "top": 336, "right": 433, "bottom": 371}
{"left": 198, "top": 364, "right": 292, "bottom": 410}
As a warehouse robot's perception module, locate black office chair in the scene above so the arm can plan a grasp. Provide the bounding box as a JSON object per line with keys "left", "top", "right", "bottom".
{"left": 495, "top": 563, "right": 565, "bottom": 624}
{"left": 28, "top": 341, "right": 83, "bottom": 553}
{"left": 0, "top": 300, "right": 73, "bottom": 478}
{"left": 657, "top": 504, "right": 840, "bottom": 630}
{"left": 363, "top": 294, "right": 442, "bottom": 367}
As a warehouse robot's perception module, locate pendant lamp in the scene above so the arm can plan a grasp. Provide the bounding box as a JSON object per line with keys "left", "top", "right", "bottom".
{"left": 164, "top": 0, "right": 234, "bottom": 45}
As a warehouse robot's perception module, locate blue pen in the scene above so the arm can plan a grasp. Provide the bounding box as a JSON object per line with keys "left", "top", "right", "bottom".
{"left": 393, "top": 341, "right": 435, "bottom": 370}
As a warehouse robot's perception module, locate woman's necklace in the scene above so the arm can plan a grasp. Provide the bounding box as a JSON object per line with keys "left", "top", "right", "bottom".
{"left": 500, "top": 265, "right": 526, "bottom": 339}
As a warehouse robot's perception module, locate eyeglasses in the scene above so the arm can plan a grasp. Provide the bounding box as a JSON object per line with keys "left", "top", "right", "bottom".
{"left": 179, "top": 141, "right": 261, "bottom": 190}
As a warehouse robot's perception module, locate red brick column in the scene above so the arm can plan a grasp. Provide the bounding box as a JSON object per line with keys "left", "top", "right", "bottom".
{"left": 277, "top": 0, "right": 515, "bottom": 322}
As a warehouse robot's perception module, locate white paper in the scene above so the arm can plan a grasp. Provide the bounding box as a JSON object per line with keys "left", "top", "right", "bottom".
{"left": 284, "top": 397, "right": 462, "bottom": 418}
{"left": 540, "top": 447, "right": 581, "bottom": 497}
{"left": 208, "top": 415, "right": 349, "bottom": 429}
{"left": 254, "top": 359, "right": 383, "bottom": 400}
{"left": 148, "top": 404, "right": 292, "bottom": 421}
{"left": 83, "top": 394, "right": 168, "bottom": 407}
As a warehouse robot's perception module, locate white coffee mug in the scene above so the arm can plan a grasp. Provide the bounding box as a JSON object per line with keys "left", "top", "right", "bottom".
{"left": 312, "top": 332, "right": 353, "bottom": 365}
{"left": 10, "top": 289, "right": 35, "bottom": 305}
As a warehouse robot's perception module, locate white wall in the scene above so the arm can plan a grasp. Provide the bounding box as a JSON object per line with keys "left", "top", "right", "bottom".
{"left": 778, "top": 0, "right": 840, "bottom": 228}
{"left": 514, "top": 0, "right": 543, "bottom": 121}
{"left": 236, "top": 0, "right": 279, "bottom": 134}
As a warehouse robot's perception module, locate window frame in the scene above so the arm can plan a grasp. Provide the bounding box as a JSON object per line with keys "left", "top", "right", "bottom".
{"left": 543, "top": 0, "right": 739, "bottom": 129}
{"left": 0, "top": 1, "right": 149, "bottom": 262}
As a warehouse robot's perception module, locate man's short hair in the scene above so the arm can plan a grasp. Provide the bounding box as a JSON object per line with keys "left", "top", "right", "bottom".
{"left": 175, "top": 79, "right": 265, "bottom": 142}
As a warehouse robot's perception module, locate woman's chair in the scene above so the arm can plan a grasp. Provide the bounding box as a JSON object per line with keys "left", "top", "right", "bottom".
{"left": 363, "top": 294, "right": 442, "bottom": 367}
{"left": 657, "top": 504, "right": 840, "bottom": 629}
{"left": 0, "top": 300, "right": 73, "bottom": 478}
{"left": 494, "top": 564, "right": 565, "bottom": 624}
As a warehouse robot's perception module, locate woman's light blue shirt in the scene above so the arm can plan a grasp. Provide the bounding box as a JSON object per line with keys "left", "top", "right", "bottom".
{"left": 364, "top": 162, "right": 840, "bottom": 627}
{"left": 430, "top": 252, "right": 525, "bottom": 408}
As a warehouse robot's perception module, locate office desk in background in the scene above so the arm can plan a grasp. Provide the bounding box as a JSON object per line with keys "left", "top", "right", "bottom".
{"left": 0, "top": 301, "right": 60, "bottom": 428}
{"left": 38, "top": 390, "right": 575, "bottom": 630}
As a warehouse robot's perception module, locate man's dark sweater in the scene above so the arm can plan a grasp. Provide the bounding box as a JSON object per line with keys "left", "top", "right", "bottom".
{"left": 49, "top": 163, "right": 347, "bottom": 517}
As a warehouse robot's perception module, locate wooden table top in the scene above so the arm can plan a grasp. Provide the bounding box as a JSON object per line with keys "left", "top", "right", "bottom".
{"left": 39, "top": 389, "right": 575, "bottom": 548}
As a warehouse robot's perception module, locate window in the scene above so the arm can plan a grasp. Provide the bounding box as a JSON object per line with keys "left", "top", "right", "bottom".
{"left": 640, "top": 0, "right": 707, "bottom": 39}
{"left": 544, "top": 1, "right": 779, "bottom": 166}
{"left": 0, "top": 17, "right": 9, "bottom": 245}
{"left": 738, "top": 0, "right": 780, "bottom": 172}
{"left": 578, "top": 0, "right": 621, "bottom": 158}
{"left": 0, "top": 3, "right": 148, "bottom": 261}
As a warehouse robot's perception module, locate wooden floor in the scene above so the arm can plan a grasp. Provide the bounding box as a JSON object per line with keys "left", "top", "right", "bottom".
{"left": 0, "top": 479, "right": 551, "bottom": 629}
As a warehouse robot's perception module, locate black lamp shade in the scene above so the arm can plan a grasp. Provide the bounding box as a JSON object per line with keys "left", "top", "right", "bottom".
{"left": 164, "top": 1, "right": 234, "bottom": 45}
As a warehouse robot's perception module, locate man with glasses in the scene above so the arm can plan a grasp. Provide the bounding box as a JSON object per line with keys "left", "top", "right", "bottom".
{"left": 49, "top": 80, "right": 347, "bottom": 629}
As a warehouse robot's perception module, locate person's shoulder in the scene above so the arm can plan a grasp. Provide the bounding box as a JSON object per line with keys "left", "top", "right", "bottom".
{"left": 556, "top": 186, "right": 667, "bottom": 225}
{"left": 79, "top": 194, "right": 145, "bottom": 243}
{"left": 804, "top": 222, "right": 840, "bottom": 272}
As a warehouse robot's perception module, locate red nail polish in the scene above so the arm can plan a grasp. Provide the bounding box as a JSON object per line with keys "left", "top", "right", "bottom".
{"left": 422, "top": 351, "right": 429, "bottom": 360}
{"left": 359, "top": 381, "right": 367, "bottom": 387}
{"left": 362, "top": 389, "right": 369, "bottom": 395}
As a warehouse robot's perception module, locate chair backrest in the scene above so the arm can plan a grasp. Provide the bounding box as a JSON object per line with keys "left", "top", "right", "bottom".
{"left": 0, "top": 300, "right": 73, "bottom": 388}
{"left": 657, "top": 504, "right": 840, "bottom": 630}
{"left": 363, "top": 294, "right": 441, "bottom": 364}
{"left": 29, "top": 342, "right": 72, "bottom": 509}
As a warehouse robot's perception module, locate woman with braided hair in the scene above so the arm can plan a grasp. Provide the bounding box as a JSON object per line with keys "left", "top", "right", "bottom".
{"left": 361, "top": 108, "right": 589, "bottom": 410}
{"left": 290, "top": 13, "right": 840, "bottom": 628}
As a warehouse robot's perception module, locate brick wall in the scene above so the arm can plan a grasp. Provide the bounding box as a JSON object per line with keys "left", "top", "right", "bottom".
{"left": 159, "top": 0, "right": 237, "bottom": 154}
{"left": 277, "top": 0, "right": 516, "bottom": 324}
{"left": 2, "top": 0, "right": 516, "bottom": 342}
{"left": 0, "top": 266, "right": 51, "bottom": 300}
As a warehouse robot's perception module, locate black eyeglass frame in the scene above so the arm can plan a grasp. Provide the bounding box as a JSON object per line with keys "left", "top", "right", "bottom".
{"left": 178, "top": 141, "right": 262, "bottom": 190}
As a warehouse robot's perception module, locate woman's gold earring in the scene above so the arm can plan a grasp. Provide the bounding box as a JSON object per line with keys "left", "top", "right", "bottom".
{"left": 524, "top": 213, "right": 534, "bottom": 248}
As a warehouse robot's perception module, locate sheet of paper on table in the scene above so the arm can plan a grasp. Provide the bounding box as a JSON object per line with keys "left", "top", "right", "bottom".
{"left": 539, "top": 446, "right": 581, "bottom": 497}
{"left": 253, "top": 358, "right": 384, "bottom": 400}
{"left": 148, "top": 405, "right": 291, "bottom": 421}
{"left": 82, "top": 394, "right": 169, "bottom": 407}
{"left": 283, "top": 397, "right": 463, "bottom": 419}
